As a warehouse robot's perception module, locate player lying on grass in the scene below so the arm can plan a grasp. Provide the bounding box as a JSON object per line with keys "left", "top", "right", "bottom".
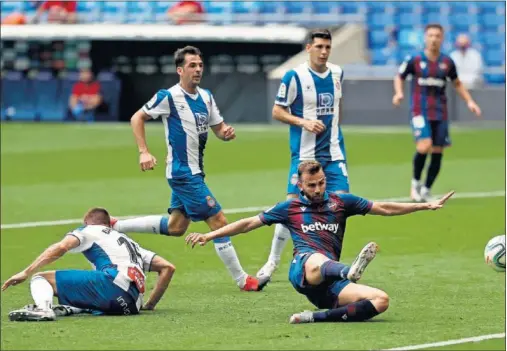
{"left": 2, "top": 208, "right": 175, "bottom": 321}
{"left": 186, "top": 160, "right": 454, "bottom": 324}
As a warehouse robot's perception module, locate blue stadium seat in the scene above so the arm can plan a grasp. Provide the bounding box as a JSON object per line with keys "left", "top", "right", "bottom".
{"left": 423, "top": 13, "right": 450, "bottom": 25}
{"left": 338, "top": 2, "right": 365, "bottom": 14}
{"left": 31, "top": 72, "right": 65, "bottom": 121}
{"left": 450, "top": 3, "right": 476, "bottom": 14}
{"left": 125, "top": 2, "right": 155, "bottom": 23}
{"left": 371, "top": 49, "right": 391, "bottom": 65}
{"left": 367, "top": 13, "right": 395, "bottom": 30}
{"left": 312, "top": 1, "right": 340, "bottom": 14}
{"left": 484, "top": 73, "right": 506, "bottom": 84}
{"left": 1, "top": 74, "right": 36, "bottom": 121}
{"left": 482, "top": 32, "right": 506, "bottom": 49}
{"left": 398, "top": 29, "right": 423, "bottom": 49}
{"left": 204, "top": 1, "right": 233, "bottom": 25}
{"left": 76, "top": 1, "right": 103, "bottom": 23}
{"left": 152, "top": 2, "right": 175, "bottom": 22}
{"left": 285, "top": 1, "right": 313, "bottom": 14}
{"left": 484, "top": 50, "right": 505, "bottom": 66}
{"left": 423, "top": 2, "right": 449, "bottom": 14}
{"left": 259, "top": 1, "right": 284, "bottom": 24}
{"left": 480, "top": 13, "right": 505, "bottom": 30}
{"left": 232, "top": 1, "right": 260, "bottom": 14}
{"left": 1, "top": 1, "right": 23, "bottom": 15}
{"left": 102, "top": 1, "right": 128, "bottom": 23}
{"left": 369, "top": 30, "right": 390, "bottom": 48}
{"left": 395, "top": 1, "right": 422, "bottom": 15}
{"left": 478, "top": 1, "right": 506, "bottom": 14}
{"left": 396, "top": 14, "right": 423, "bottom": 29}
{"left": 366, "top": 1, "right": 395, "bottom": 14}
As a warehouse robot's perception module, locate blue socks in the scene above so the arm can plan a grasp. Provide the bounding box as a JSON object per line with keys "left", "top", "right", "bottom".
{"left": 320, "top": 261, "right": 350, "bottom": 283}
{"left": 159, "top": 217, "right": 169, "bottom": 236}
{"left": 313, "top": 300, "right": 379, "bottom": 322}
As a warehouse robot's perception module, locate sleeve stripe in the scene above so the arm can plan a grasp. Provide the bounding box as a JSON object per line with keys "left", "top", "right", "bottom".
{"left": 258, "top": 213, "right": 269, "bottom": 225}
{"left": 148, "top": 254, "right": 157, "bottom": 272}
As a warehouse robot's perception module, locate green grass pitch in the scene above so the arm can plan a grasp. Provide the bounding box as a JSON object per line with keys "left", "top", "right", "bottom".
{"left": 1, "top": 123, "right": 505, "bottom": 350}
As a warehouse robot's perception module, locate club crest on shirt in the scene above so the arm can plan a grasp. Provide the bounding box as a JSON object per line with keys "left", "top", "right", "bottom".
{"left": 278, "top": 83, "right": 287, "bottom": 98}
{"left": 420, "top": 62, "right": 426, "bottom": 69}
{"left": 206, "top": 196, "right": 216, "bottom": 208}
{"left": 439, "top": 63, "right": 447, "bottom": 70}
{"left": 195, "top": 113, "right": 209, "bottom": 134}
{"left": 334, "top": 78, "right": 341, "bottom": 91}
{"left": 290, "top": 173, "right": 298, "bottom": 185}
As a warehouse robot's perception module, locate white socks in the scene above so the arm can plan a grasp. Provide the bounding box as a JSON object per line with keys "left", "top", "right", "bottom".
{"left": 113, "top": 216, "right": 168, "bottom": 235}
{"left": 213, "top": 239, "right": 248, "bottom": 288}
{"left": 30, "top": 276, "right": 54, "bottom": 311}
{"left": 268, "top": 224, "right": 291, "bottom": 265}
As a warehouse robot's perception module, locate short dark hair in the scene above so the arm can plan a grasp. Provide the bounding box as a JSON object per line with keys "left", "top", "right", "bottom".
{"left": 174, "top": 46, "right": 203, "bottom": 68}
{"left": 306, "top": 28, "right": 332, "bottom": 44}
{"left": 298, "top": 160, "right": 323, "bottom": 179}
{"left": 425, "top": 23, "right": 444, "bottom": 33}
{"left": 84, "top": 207, "right": 111, "bottom": 226}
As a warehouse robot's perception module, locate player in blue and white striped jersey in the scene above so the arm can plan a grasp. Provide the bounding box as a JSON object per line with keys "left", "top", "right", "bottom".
{"left": 257, "top": 29, "right": 350, "bottom": 284}
{"left": 112, "top": 46, "right": 263, "bottom": 291}
{"left": 3, "top": 208, "right": 175, "bottom": 321}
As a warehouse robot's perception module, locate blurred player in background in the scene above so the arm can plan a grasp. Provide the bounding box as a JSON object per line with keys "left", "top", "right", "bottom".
{"left": 112, "top": 46, "right": 264, "bottom": 292}
{"left": 186, "top": 161, "right": 455, "bottom": 324}
{"left": 257, "top": 29, "right": 349, "bottom": 285}
{"left": 3, "top": 208, "right": 175, "bottom": 321}
{"left": 393, "top": 24, "right": 482, "bottom": 202}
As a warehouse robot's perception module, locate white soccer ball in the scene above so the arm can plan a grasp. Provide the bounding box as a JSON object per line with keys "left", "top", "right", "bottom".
{"left": 484, "top": 235, "right": 506, "bottom": 272}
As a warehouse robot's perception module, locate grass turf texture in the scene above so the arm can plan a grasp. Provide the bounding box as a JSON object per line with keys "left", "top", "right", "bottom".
{"left": 1, "top": 123, "right": 505, "bottom": 350}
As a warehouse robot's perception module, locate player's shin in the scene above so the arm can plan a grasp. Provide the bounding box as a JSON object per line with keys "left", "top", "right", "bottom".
{"left": 312, "top": 299, "right": 380, "bottom": 322}
{"left": 320, "top": 260, "right": 350, "bottom": 283}
{"left": 30, "top": 276, "right": 54, "bottom": 311}
{"left": 113, "top": 216, "right": 170, "bottom": 235}
{"left": 213, "top": 237, "right": 248, "bottom": 288}
{"left": 424, "top": 153, "right": 443, "bottom": 191}
{"left": 413, "top": 152, "right": 428, "bottom": 183}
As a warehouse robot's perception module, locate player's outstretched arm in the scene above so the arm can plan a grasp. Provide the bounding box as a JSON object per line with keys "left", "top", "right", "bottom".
{"left": 185, "top": 216, "right": 265, "bottom": 248}
{"left": 369, "top": 191, "right": 455, "bottom": 216}
{"left": 142, "top": 256, "right": 176, "bottom": 311}
{"left": 131, "top": 109, "right": 158, "bottom": 171}
{"left": 1, "top": 235, "right": 79, "bottom": 291}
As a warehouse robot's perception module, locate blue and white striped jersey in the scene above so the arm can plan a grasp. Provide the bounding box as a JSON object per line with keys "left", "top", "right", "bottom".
{"left": 275, "top": 62, "right": 346, "bottom": 162}
{"left": 142, "top": 84, "right": 224, "bottom": 180}
{"left": 67, "top": 225, "right": 156, "bottom": 295}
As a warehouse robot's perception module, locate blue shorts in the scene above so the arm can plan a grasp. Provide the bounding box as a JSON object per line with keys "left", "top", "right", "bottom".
{"left": 55, "top": 269, "right": 140, "bottom": 316}
{"left": 287, "top": 159, "right": 350, "bottom": 194}
{"left": 410, "top": 116, "right": 451, "bottom": 147}
{"left": 168, "top": 174, "right": 222, "bottom": 222}
{"left": 288, "top": 253, "right": 351, "bottom": 309}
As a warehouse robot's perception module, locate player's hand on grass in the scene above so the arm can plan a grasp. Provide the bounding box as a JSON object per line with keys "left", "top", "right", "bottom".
{"left": 185, "top": 233, "right": 209, "bottom": 248}
{"left": 2, "top": 271, "right": 29, "bottom": 291}
{"left": 302, "top": 120, "right": 326, "bottom": 134}
{"left": 139, "top": 151, "right": 157, "bottom": 172}
{"left": 223, "top": 125, "right": 236, "bottom": 141}
{"left": 392, "top": 93, "right": 404, "bottom": 106}
{"left": 467, "top": 100, "right": 482, "bottom": 118}
{"left": 141, "top": 303, "right": 155, "bottom": 311}
{"left": 426, "top": 191, "right": 455, "bottom": 210}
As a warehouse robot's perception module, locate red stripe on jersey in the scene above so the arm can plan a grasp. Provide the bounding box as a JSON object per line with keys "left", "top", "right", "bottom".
{"left": 412, "top": 56, "right": 422, "bottom": 116}
{"left": 441, "top": 57, "right": 451, "bottom": 121}
{"left": 427, "top": 61, "right": 438, "bottom": 121}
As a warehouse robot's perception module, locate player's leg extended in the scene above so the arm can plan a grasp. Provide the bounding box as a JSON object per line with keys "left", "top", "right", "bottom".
{"left": 410, "top": 115, "right": 432, "bottom": 202}
{"left": 256, "top": 161, "right": 299, "bottom": 283}
{"left": 420, "top": 121, "right": 449, "bottom": 201}
{"left": 112, "top": 186, "right": 191, "bottom": 236}
{"left": 205, "top": 211, "right": 264, "bottom": 291}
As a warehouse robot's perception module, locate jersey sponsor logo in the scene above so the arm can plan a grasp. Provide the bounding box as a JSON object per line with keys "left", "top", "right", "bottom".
{"left": 278, "top": 83, "right": 287, "bottom": 98}
{"left": 334, "top": 78, "right": 341, "bottom": 91}
{"left": 300, "top": 206, "right": 307, "bottom": 212}
{"left": 439, "top": 62, "right": 448, "bottom": 70}
{"left": 317, "top": 93, "right": 334, "bottom": 116}
{"left": 195, "top": 112, "right": 209, "bottom": 134}
{"left": 417, "top": 77, "right": 445, "bottom": 87}
{"left": 301, "top": 222, "right": 340, "bottom": 233}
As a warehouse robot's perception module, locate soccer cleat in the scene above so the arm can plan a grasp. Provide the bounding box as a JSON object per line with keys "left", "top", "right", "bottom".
{"left": 410, "top": 181, "right": 422, "bottom": 202}
{"left": 110, "top": 216, "right": 118, "bottom": 228}
{"left": 419, "top": 186, "right": 433, "bottom": 202}
{"left": 256, "top": 260, "right": 278, "bottom": 286}
{"left": 9, "top": 307, "right": 56, "bottom": 322}
{"left": 289, "top": 310, "right": 314, "bottom": 324}
{"left": 240, "top": 275, "right": 268, "bottom": 292}
{"left": 347, "top": 242, "right": 379, "bottom": 283}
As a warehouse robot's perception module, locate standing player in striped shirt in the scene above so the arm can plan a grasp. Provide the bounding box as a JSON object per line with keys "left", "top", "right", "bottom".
{"left": 393, "top": 24, "right": 482, "bottom": 202}
{"left": 111, "top": 46, "right": 264, "bottom": 292}
{"left": 256, "top": 29, "right": 349, "bottom": 285}
{"left": 186, "top": 161, "right": 455, "bottom": 324}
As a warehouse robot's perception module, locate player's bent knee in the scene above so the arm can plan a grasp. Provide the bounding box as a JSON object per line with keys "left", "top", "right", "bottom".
{"left": 372, "top": 291, "right": 390, "bottom": 313}
{"left": 416, "top": 141, "right": 432, "bottom": 154}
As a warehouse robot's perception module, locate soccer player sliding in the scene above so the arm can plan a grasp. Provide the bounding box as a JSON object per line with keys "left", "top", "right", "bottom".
{"left": 185, "top": 160, "right": 454, "bottom": 324}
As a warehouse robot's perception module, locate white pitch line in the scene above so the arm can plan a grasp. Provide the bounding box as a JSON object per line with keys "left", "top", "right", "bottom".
{"left": 384, "top": 332, "right": 505, "bottom": 350}
{"left": 1, "top": 190, "right": 504, "bottom": 230}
